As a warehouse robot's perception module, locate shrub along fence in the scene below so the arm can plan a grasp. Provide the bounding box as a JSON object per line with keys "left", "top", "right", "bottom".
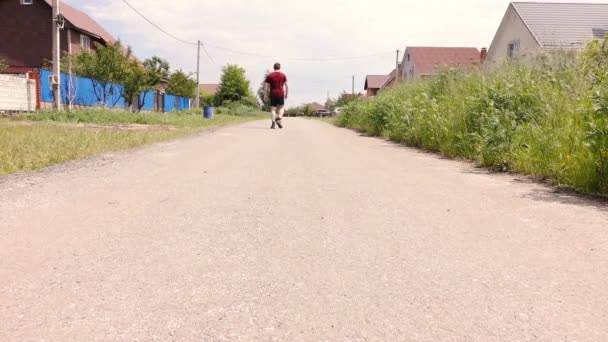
{"left": 39, "top": 69, "right": 190, "bottom": 112}
{"left": 337, "top": 41, "right": 608, "bottom": 196}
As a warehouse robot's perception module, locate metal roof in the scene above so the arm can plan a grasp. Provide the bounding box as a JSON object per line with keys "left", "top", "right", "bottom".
{"left": 364, "top": 75, "right": 390, "bottom": 90}
{"left": 406, "top": 47, "right": 481, "bottom": 75}
{"left": 512, "top": 2, "right": 608, "bottom": 49}
{"left": 43, "top": 0, "right": 115, "bottom": 43}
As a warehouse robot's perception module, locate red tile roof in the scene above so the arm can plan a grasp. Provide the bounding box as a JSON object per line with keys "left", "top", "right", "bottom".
{"left": 407, "top": 47, "right": 481, "bottom": 75}
{"left": 44, "top": 0, "right": 115, "bottom": 43}
{"left": 364, "top": 75, "right": 390, "bottom": 90}
{"left": 2, "top": 66, "right": 39, "bottom": 74}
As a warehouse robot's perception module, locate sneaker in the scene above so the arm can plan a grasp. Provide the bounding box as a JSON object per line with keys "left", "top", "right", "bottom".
{"left": 271, "top": 121, "right": 276, "bottom": 129}
{"left": 276, "top": 119, "right": 283, "bottom": 129}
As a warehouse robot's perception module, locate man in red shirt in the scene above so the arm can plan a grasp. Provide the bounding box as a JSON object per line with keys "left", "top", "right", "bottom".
{"left": 264, "top": 62, "right": 288, "bottom": 129}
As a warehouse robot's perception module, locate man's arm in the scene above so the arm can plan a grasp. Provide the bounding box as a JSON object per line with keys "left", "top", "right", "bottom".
{"left": 263, "top": 82, "right": 269, "bottom": 101}
{"left": 284, "top": 82, "right": 289, "bottom": 99}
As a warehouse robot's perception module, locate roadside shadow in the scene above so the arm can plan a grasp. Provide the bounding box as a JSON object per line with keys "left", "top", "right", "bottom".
{"left": 237, "top": 126, "right": 271, "bottom": 130}
{"left": 523, "top": 187, "right": 608, "bottom": 212}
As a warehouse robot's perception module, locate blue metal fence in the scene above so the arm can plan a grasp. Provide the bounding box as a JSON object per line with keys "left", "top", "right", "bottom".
{"left": 139, "top": 90, "right": 155, "bottom": 111}
{"left": 40, "top": 70, "right": 190, "bottom": 112}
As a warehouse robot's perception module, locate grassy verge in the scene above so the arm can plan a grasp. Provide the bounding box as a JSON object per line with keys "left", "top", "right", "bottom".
{"left": 1, "top": 110, "right": 264, "bottom": 175}
{"left": 337, "top": 40, "right": 608, "bottom": 196}
{"left": 22, "top": 108, "right": 265, "bottom": 128}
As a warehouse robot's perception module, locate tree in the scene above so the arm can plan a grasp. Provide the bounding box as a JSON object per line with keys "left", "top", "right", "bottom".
{"left": 303, "top": 104, "right": 316, "bottom": 116}
{"left": 0, "top": 58, "right": 7, "bottom": 72}
{"left": 130, "top": 56, "right": 170, "bottom": 111}
{"left": 143, "top": 56, "right": 170, "bottom": 87}
{"left": 216, "top": 64, "right": 252, "bottom": 106}
{"left": 122, "top": 60, "right": 148, "bottom": 110}
{"left": 72, "top": 41, "right": 130, "bottom": 107}
{"left": 166, "top": 70, "right": 197, "bottom": 98}
{"left": 199, "top": 88, "right": 215, "bottom": 107}
{"left": 336, "top": 92, "right": 360, "bottom": 108}
{"left": 325, "top": 97, "right": 337, "bottom": 111}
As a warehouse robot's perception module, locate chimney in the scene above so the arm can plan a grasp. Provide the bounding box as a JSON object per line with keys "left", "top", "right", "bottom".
{"left": 480, "top": 47, "right": 488, "bottom": 63}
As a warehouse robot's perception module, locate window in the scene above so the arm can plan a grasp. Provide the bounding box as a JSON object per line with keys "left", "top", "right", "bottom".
{"left": 20, "top": 0, "right": 33, "bottom": 4}
{"left": 80, "top": 34, "right": 91, "bottom": 51}
{"left": 407, "top": 54, "right": 411, "bottom": 62}
{"left": 507, "top": 40, "right": 520, "bottom": 59}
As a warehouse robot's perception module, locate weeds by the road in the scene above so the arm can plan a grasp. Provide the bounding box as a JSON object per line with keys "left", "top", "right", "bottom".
{"left": 1, "top": 111, "right": 263, "bottom": 175}
{"left": 337, "top": 39, "right": 608, "bottom": 196}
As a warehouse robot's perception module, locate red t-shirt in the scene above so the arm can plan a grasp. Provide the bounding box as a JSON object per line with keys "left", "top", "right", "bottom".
{"left": 265, "top": 71, "right": 287, "bottom": 98}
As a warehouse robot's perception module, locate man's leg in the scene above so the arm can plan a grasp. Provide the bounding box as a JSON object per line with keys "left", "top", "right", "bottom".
{"left": 275, "top": 105, "right": 285, "bottom": 129}
{"left": 270, "top": 106, "right": 277, "bottom": 128}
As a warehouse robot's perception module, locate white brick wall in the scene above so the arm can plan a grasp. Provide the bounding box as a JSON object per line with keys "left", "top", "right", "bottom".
{"left": 0, "top": 74, "right": 36, "bottom": 112}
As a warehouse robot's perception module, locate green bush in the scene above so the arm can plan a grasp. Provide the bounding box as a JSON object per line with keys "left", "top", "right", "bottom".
{"left": 337, "top": 40, "right": 608, "bottom": 195}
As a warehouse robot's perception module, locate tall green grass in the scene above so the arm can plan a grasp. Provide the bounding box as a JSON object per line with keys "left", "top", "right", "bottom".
{"left": 1, "top": 110, "right": 265, "bottom": 175}
{"left": 337, "top": 40, "right": 608, "bottom": 195}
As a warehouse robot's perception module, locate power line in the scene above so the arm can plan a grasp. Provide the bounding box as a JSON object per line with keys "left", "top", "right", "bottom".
{"left": 120, "top": 0, "right": 197, "bottom": 46}
{"left": 120, "top": 0, "right": 395, "bottom": 62}
{"left": 201, "top": 43, "right": 217, "bottom": 66}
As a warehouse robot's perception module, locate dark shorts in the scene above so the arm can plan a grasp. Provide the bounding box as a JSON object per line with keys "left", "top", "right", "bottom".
{"left": 270, "top": 96, "right": 285, "bottom": 107}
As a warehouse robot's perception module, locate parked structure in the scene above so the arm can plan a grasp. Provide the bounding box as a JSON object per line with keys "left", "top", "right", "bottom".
{"left": 0, "top": 0, "right": 125, "bottom": 70}
{"left": 364, "top": 75, "right": 390, "bottom": 97}
{"left": 487, "top": 2, "right": 608, "bottom": 62}
{"left": 400, "top": 47, "right": 482, "bottom": 81}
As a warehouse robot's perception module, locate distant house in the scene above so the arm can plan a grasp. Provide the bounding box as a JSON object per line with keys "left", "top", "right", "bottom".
{"left": 400, "top": 47, "right": 482, "bottom": 81}
{"left": 487, "top": 2, "right": 608, "bottom": 62}
{"left": 309, "top": 102, "right": 325, "bottom": 111}
{"left": 0, "top": 0, "right": 126, "bottom": 70}
{"left": 364, "top": 75, "right": 390, "bottom": 97}
{"left": 199, "top": 84, "right": 219, "bottom": 96}
{"left": 382, "top": 66, "right": 402, "bottom": 88}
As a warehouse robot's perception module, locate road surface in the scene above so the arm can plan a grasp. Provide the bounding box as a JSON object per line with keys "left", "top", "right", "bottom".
{"left": 1, "top": 118, "right": 607, "bottom": 341}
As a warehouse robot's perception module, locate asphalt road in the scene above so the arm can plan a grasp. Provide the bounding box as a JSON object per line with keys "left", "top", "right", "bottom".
{"left": 1, "top": 118, "right": 607, "bottom": 341}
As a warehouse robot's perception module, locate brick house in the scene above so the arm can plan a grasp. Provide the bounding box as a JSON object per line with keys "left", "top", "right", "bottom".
{"left": 381, "top": 66, "right": 402, "bottom": 89}
{"left": 400, "top": 47, "right": 483, "bottom": 81}
{"left": 364, "top": 75, "right": 390, "bottom": 97}
{"left": 0, "top": 0, "right": 117, "bottom": 70}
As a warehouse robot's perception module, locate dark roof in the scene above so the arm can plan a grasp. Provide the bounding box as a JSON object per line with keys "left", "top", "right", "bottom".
{"left": 44, "top": 0, "right": 115, "bottom": 43}
{"left": 364, "top": 75, "right": 390, "bottom": 90}
{"left": 512, "top": 2, "right": 608, "bottom": 49}
{"left": 199, "top": 84, "right": 219, "bottom": 95}
{"left": 406, "top": 47, "right": 480, "bottom": 75}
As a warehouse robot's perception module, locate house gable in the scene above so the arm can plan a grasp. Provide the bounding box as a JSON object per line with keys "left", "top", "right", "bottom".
{"left": 487, "top": 3, "right": 541, "bottom": 62}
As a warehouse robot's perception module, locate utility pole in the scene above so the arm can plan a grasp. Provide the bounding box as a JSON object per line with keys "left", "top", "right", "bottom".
{"left": 396, "top": 49, "right": 400, "bottom": 83}
{"left": 352, "top": 75, "right": 355, "bottom": 95}
{"left": 52, "top": 0, "right": 62, "bottom": 111}
{"left": 195, "top": 40, "right": 201, "bottom": 109}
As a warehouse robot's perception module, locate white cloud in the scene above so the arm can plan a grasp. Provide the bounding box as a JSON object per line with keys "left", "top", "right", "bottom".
{"left": 65, "top": 0, "right": 608, "bottom": 106}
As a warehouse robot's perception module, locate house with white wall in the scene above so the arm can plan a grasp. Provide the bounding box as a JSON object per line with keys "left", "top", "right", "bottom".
{"left": 487, "top": 2, "right": 608, "bottom": 62}
{"left": 399, "top": 47, "right": 482, "bottom": 81}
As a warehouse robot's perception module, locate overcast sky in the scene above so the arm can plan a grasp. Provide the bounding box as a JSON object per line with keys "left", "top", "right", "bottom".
{"left": 63, "top": 0, "right": 605, "bottom": 106}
